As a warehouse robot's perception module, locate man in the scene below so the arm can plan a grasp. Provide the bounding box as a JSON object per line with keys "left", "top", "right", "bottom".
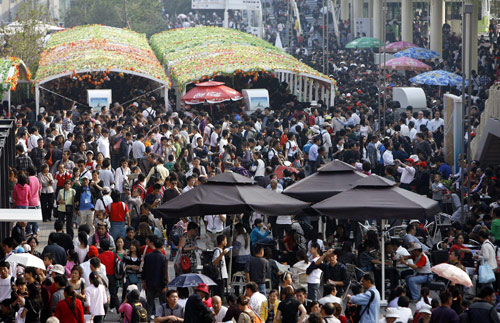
{"left": 275, "top": 286, "right": 307, "bottom": 323}
{"left": 30, "top": 138, "right": 46, "bottom": 172}
{"left": 75, "top": 177, "right": 96, "bottom": 231}
{"left": 414, "top": 111, "right": 429, "bottom": 133}
{"left": 430, "top": 292, "right": 459, "bottom": 323}
{"left": 81, "top": 246, "right": 107, "bottom": 287}
{"left": 382, "top": 141, "right": 394, "bottom": 166}
{"left": 53, "top": 221, "right": 73, "bottom": 251}
{"left": 183, "top": 283, "right": 215, "bottom": 323}
{"left": 94, "top": 186, "right": 112, "bottom": 224}
{"left": 132, "top": 133, "right": 146, "bottom": 161}
{"left": 404, "top": 224, "right": 430, "bottom": 252}
{"left": 212, "top": 235, "right": 229, "bottom": 297}
{"left": 142, "top": 238, "right": 169, "bottom": 317}
{"left": 321, "top": 302, "right": 340, "bottom": 323}
{"left": 15, "top": 144, "right": 34, "bottom": 173}
{"left": 212, "top": 295, "right": 228, "bottom": 322}
{"left": 154, "top": 289, "right": 184, "bottom": 322}
{"left": 428, "top": 111, "right": 444, "bottom": 133}
{"left": 311, "top": 249, "right": 350, "bottom": 295}
{"left": 308, "top": 136, "right": 321, "bottom": 173}
{"left": 318, "top": 284, "right": 341, "bottom": 306}
{"left": 395, "top": 158, "right": 416, "bottom": 190}
{"left": 414, "top": 133, "right": 432, "bottom": 161}
{"left": 89, "top": 221, "right": 116, "bottom": 250}
{"left": 348, "top": 274, "right": 380, "bottom": 323}
{"left": 96, "top": 129, "right": 110, "bottom": 158}
{"left": 145, "top": 157, "right": 169, "bottom": 186}
{"left": 467, "top": 286, "right": 500, "bottom": 323}
{"left": 401, "top": 243, "right": 433, "bottom": 301}
{"left": 245, "top": 282, "right": 267, "bottom": 320}
{"left": 245, "top": 244, "right": 269, "bottom": 294}
{"left": 221, "top": 294, "right": 242, "bottom": 322}
{"left": 204, "top": 214, "right": 226, "bottom": 250}
{"left": 51, "top": 151, "right": 75, "bottom": 175}
{"left": 42, "top": 232, "right": 67, "bottom": 266}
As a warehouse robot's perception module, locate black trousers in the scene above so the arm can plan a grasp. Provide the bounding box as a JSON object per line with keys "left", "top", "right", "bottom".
{"left": 58, "top": 210, "right": 74, "bottom": 238}
{"left": 107, "top": 274, "right": 120, "bottom": 310}
{"left": 145, "top": 286, "right": 166, "bottom": 318}
{"left": 40, "top": 193, "right": 54, "bottom": 221}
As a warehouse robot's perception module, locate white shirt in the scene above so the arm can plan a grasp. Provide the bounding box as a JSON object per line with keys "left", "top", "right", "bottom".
{"left": 383, "top": 150, "right": 394, "bottom": 166}
{"left": 0, "top": 276, "right": 11, "bottom": 302}
{"left": 142, "top": 107, "right": 156, "bottom": 118}
{"left": 352, "top": 113, "right": 361, "bottom": 125}
{"left": 28, "top": 134, "right": 41, "bottom": 151}
{"left": 307, "top": 256, "right": 322, "bottom": 284}
{"left": 210, "top": 132, "right": 219, "bottom": 148}
{"left": 406, "top": 117, "right": 417, "bottom": 126}
{"left": 214, "top": 305, "right": 228, "bottom": 322}
{"left": 212, "top": 247, "right": 228, "bottom": 279}
{"left": 249, "top": 292, "right": 267, "bottom": 319}
{"left": 97, "top": 136, "right": 110, "bottom": 158}
{"left": 415, "top": 118, "right": 429, "bottom": 133}
{"left": 132, "top": 140, "right": 146, "bottom": 159}
{"left": 394, "top": 307, "right": 413, "bottom": 323}
{"left": 251, "top": 159, "right": 265, "bottom": 177}
{"left": 95, "top": 195, "right": 113, "bottom": 212}
{"left": 428, "top": 118, "right": 444, "bottom": 133}
{"left": 85, "top": 284, "right": 107, "bottom": 316}
{"left": 400, "top": 124, "right": 410, "bottom": 137}
{"left": 397, "top": 166, "right": 416, "bottom": 184}
{"left": 80, "top": 260, "right": 107, "bottom": 288}
{"left": 114, "top": 166, "right": 130, "bottom": 193}
{"left": 318, "top": 294, "right": 342, "bottom": 305}
{"left": 409, "top": 128, "right": 417, "bottom": 142}
{"left": 204, "top": 215, "right": 225, "bottom": 233}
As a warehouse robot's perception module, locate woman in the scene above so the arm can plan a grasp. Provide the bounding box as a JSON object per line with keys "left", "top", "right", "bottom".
{"left": 233, "top": 223, "right": 250, "bottom": 272}
{"left": 261, "top": 290, "right": 280, "bottom": 323}
{"left": 279, "top": 273, "right": 294, "bottom": 296}
{"left": 360, "top": 118, "right": 372, "bottom": 137}
{"left": 115, "top": 237, "right": 126, "bottom": 261}
{"left": 123, "top": 240, "right": 141, "bottom": 292}
{"left": 306, "top": 242, "right": 323, "bottom": 302}
{"left": 119, "top": 289, "right": 140, "bottom": 323}
{"left": 38, "top": 164, "right": 55, "bottom": 222}
{"left": 85, "top": 272, "right": 108, "bottom": 323}
{"left": 27, "top": 237, "right": 42, "bottom": 258}
{"left": 114, "top": 157, "right": 130, "bottom": 196}
{"left": 12, "top": 174, "right": 30, "bottom": 209}
{"left": 449, "top": 233, "right": 471, "bottom": 257}
{"left": 136, "top": 222, "right": 152, "bottom": 246}
{"left": 415, "top": 287, "right": 432, "bottom": 312}
{"left": 68, "top": 265, "right": 86, "bottom": 302}
{"left": 74, "top": 231, "right": 89, "bottom": 265}
{"left": 106, "top": 190, "right": 130, "bottom": 240}
{"left": 54, "top": 285, "right": 85, "bottom": 323}
{"left": 20, "top": 283, "right": 41, "bottom": 323}
{"left": 57, "top": 180, "right": 76, "bottom": 238}
{"left": 237, "top": 296, "right": 257, "bottom": 323}
{"left": 24, "top": 267, "right": 41, "bottom": 290}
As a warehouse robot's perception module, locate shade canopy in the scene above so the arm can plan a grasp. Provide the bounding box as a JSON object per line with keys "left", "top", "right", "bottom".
{"left": 409, "top": 70, "right": 466, "bottom": 87}
{"left": 283, "top": 160, "right": 366, "bottom": 203}
{"left": 154, "top": 172, "right": 309, "bottom": 217}
{"left": 394, "top": 47, "right": 440, "bottom": 60}
{"left": 380, "top": 57, "right": 431, "bottom": 72}
{"left": 345, "top": 37, "right": 381, "bottom": 49}
{"left": 312, "top": 175, "right": 441, "bottom": 219}
{"left": 383, "top": 41, "right": 418, "bottom": 53}
{"left": 182, "top": 81, "right": 242, "bottom": 105}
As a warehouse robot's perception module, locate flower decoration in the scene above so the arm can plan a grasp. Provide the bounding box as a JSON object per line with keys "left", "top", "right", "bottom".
{"left": 35, "top": 25, "right": 168, "bottom": 85}
{"left": 0, "top": 56, "right": 31, "bottom": 96}
{"left": 150, "top": 27, "right": 334, "bottom": 89}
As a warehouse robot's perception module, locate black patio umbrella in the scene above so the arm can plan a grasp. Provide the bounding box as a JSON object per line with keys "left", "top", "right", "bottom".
{"left": 283, "top": 160, "right": 366, "bottom": 203}
{"left": 312, "top": 174, "right": 441, "bottom": 301}
{"left": 311, "top": 174, "right": 441, "bottom": 220}
{"left": 153, "top": 172, "right": 309, "bottom": 218}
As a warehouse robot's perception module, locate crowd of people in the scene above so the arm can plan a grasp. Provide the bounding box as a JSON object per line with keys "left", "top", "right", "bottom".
{"left": 1, "top": 3, "right": 500, "bottom": 323}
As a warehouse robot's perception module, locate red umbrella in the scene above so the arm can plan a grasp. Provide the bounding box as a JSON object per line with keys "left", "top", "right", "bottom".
{"left": 183, "top": 81, "right": 243, "bottom": 105}
{"left": 275, "top": 165, "right": 299, "bottom": 179}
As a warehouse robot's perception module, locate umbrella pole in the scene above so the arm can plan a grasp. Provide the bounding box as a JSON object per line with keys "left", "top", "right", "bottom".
{"left": 228, "top": 214, "right": 237, "bottom": 295}
{"left": 381, "top": 218, "right": 386, "bottom": 302}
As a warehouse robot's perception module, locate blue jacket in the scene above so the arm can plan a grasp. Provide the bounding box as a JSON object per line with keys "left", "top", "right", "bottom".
{"left": 350, "top": 286, "right": 380, "bottom": 323}
{"left": 250, "top": 227, "right": 270, "bottom": 245}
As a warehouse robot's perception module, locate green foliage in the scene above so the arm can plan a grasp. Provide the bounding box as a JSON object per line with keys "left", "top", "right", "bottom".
{"left": 64, "top": 0, "right": 168, "bottom": 37}
{"left": 0, "top": 0, "right": 53, "bottom": 75}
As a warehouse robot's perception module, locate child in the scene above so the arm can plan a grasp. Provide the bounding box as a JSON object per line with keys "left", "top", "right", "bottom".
{"left": 13, "top": 277, "right": 27, "bottom": 323}
{"left": 42, "top": 254, "right": 54, "bottom": 277}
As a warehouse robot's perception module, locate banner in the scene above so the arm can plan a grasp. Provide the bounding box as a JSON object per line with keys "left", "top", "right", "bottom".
{"left": 443, "top": 93, "right": 463, "bottom": 172}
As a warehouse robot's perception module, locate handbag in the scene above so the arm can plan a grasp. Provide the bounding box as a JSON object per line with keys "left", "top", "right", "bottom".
{"left": 479, "top": 260, "right": 496, "bottom": 284}
{"left": 180, "top": 255, "right": 191, "bottom": 273}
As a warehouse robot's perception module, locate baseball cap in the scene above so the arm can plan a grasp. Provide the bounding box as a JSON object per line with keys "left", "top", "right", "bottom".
{"left": 52, "top": 264, "right": 65, "bottom": 275}
{"left": 408, "top": 243, "right": 423, "bottom": 252}
{"left": 195, "top": 283, "right": 210, "bottom": 295}
{"left": 88, "top": 245, "right": 99, "bottom": 258}
{"left": 416, "top": 161, "right": 427, "bottom": 167}
{"left": 405, "top": 158, "right": 415, "bottom": 164}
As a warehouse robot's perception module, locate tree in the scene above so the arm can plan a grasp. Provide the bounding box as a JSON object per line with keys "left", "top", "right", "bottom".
{"left": 64, "top": 0, "right": 168, "bottom": 37}
{"left": 0, "top": 0, "right": 53, "bottom": 74}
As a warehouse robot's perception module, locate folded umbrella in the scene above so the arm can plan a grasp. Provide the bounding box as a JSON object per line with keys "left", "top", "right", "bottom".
{"left": 431, "top": 263, "right": 472, "bottom": 287}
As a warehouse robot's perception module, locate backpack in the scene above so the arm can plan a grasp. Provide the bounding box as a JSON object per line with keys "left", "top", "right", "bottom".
{"left": 131, "top": 303, "right": 148, "bottom": 323}
{"left": 202, "top": 249, "right": 221, "bottom": 281}
{"left": 303, "top": 142, "right": 313, "bottom": 154}
{"left": 115, "top": 254, "right": 126, "bottom": 280}
{"left": 113, "top": 137, "right": 123, "bottom": 152}
{"left": 147, "top": 166, "right": 161, "bottom": 187}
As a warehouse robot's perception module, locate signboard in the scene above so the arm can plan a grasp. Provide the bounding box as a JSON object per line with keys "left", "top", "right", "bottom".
{"left": 192, "top": 0, "right": 224, "bottom": 9}
{"left": 192, "top": 0, "right": 261, "bottom": 10}
{"left": 354, "top": 18, "right": 371, "bottom": 37}
{"left": 88, "top": 89, "right": 112, "bottom": 113}
{"left": 443, "top": 93, "right": 463, "bottom": 172}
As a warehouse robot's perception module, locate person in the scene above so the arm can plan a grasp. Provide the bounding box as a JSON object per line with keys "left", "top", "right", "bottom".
{"left": 154, "top": 289, "right": 184, "bottom": 322}
{"left": 204, "top": 214, "right": 226, "bottom": 250}
{"left": 429, "top": 292, "right": 459, "bottom": 323}
{"left": 39, "top": 164, "right": 55, "bottom": 222}
{"left": 393, "top": 296, "right": 413, "bottom": 323}
{"left": 476, "top": 230, "right": 498, "bottom": 281}
{"left": 75, "top": 177, "right": 95, "bottom": 231}
{"left": 212, "top": 295, "right": 227, "bottom": 322}
{"left": 42, "top": 233, "right": 67, "bottom": 266}
{"left": 321, "top": 302, "right": 340, "bottom": 323}
{"left": 311, "top": 248, "right": 349, "bottom": 295}
{"left": 12, "top": 174, "right": 31, "bottom": 209}
{"left": 54, "top": 285, "right": 85, "bottom": 323}
{"left": 0, "top": 262, "right": 12, "bottom": 303}
{"left": 318, "top": 284, "right": 341, "bottom": 306}
{"left": 21, "top": 283, "right": 42, "bottom": 323}
{"left": 245, "top": 282, "right": 267, "bottom": 320}
{"left": 142, "top": 237, "right": 169, "bottom": 317}
{"left": 85, "top": 272, "right": 108, "bottom": 323}
{"left": 222, "top": 294, "right": 242, "bottom": 322}
{"left": 183, "top": 283, "right": 215, "bottom": 323}
{"left": 261, "top": 289, "right": 279, "bottom": 323}
{"left": 305, "top": 242, "right": 323, "bottom": 302}
{"left": 178, "top": 222, "right": 199, "bottom": 273}
{"left": 250, "top": 219, "right": 273, "bottom": 245}
{"left": 380, "top": 307, "right": 400, "bottom": 323}
{"left": 244, "top": 244, "right": 269, "bottom": 294}
{"left": 401, "top": 243, "right": 433, "bottom": 301}
{"left": 56, "top": 180, "right": 76, "bottom": 238}
{"left": 106, "top": 190, "right": 131, "bottom": 240}
{"left": 211, "top": 235, "right": 229, "bottom": 297}
{"left": 233, "top": 223, "right": 251, "bottom": 272}
{"left": 467, "top": 286, "right": 500, "bottom": 323}
{"left": 237, "top": 295, "right": 257, "bottom": 323}
{"left": 275, "top": 286, "right": 307, "bottom": 323}
{"left": 348, "top": 274, "right": 380, "bottom": 323}
{"left": 68, "top": 265, "right": 86, "bottom": 303}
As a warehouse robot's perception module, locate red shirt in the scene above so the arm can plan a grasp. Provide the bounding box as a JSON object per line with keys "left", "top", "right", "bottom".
{"left": 55, "top": 297, "right": 85, "bottom": 323}
{"left": 106, "top": 202, "right": 129, "bottom": 222}
{"left": 55, "top": 171, "right": 71, "bottom": 188}
{"left": 140, "top": 245, "right": 166, "bottom": 256}
{"left": 98, "top": 251, "right": 115, "bottom": 275}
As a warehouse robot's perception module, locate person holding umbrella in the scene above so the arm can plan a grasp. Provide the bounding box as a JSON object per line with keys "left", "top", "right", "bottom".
{"left": 184, "top": 283, "right": 215, "bottom": 323}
